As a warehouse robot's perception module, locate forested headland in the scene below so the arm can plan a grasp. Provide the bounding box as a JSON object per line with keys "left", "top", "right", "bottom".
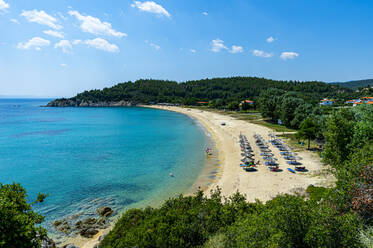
{"left": 47, "top": 77, "right": 365, "bottom": 108}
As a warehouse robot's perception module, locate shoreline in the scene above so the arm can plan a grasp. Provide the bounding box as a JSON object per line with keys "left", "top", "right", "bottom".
{"left": 142, "top": 105, "right": 335, "bottom": 200}
{"left": 60, "top": 105, "right": 335, "bottom": 247}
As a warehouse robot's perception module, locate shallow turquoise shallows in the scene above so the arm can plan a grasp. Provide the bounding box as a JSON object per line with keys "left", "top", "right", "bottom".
{"left": 0, "top": 99, "right": 207, "bottom": 233}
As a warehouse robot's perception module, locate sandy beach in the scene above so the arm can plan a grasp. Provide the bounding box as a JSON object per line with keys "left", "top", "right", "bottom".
{"left": 63, "top": 105, "right": 334, "bottom": 248}
{"left": 146, "top": 105, "right": 334, "bottom": 202}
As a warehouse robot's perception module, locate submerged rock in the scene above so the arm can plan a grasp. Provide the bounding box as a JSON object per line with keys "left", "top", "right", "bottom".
{"left": 63, "top": 244, "right": 80, "bottom": 248}
{"left": 83, "top": 217, "right": 97, "bottom": 225}
{"left": 56, "top": 221, "right": 71, "bottom": 234}
{"left": 41, "top": 236, "right": 56, "bottom": 248}
{"left": 80, "top": 228, "right": 99, "bottom": 238}
{"left": 53, "top": 220, "right": 63, "bottom": 227}
{"left": 97, "top": 207, "right": 113, "bottom": 217}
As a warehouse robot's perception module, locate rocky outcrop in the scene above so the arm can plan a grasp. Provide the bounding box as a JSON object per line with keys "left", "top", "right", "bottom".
{"left": 80, "top": 228, "right": 99, "bottom": 238}
{"left": 53, "top": 216, "right": 109, "bottom": 237}
{"left": 63, "top": 245, "right": 80, "bottom": 248}
{"left": 46, "top": 99, "right": 137, "bottom": 107}
{"left": 41, "top": 236, "right": 56, "bottom": 248}
{"left": 97, "top": 207, "right": 113, "bottom": 217}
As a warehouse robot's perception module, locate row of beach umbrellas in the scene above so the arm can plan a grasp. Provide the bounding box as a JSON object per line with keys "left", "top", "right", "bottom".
{"left": 239, "top": 134, "right": 256, "bottom": 172}
{"left": 254, "top": 134, "right": 278, "bottom": 167}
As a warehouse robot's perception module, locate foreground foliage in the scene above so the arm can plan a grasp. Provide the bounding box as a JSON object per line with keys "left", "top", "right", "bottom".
{"left": 0, "top": 183, "right": 47, "bottom": 248}
{"left": 100, "top": 190, "right": 363, "bottom": 248}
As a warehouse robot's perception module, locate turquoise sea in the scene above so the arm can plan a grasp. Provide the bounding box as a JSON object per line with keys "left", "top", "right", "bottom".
{"left": 0, "top": 99, "right": 209, "bottom": 235}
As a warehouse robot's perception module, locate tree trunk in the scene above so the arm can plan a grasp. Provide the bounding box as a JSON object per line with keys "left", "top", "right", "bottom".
{"left": 308, "top": 138, "right": 311, "bottom": 150}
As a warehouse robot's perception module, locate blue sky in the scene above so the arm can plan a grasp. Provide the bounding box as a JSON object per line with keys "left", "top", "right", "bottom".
{"left": 1, "top": 0, "right": 373, "bottom": 97}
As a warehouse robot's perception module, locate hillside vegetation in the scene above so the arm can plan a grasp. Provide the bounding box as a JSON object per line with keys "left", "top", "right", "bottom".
{"left": 331, "top": 79, "right": 373, "bottom": 90}
{"left": 48, "top": 77, "right": 361, "bottom": 107}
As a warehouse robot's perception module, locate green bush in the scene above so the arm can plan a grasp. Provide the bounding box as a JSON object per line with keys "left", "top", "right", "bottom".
{"left": 0, "top": 183, "right": 47, "bottom": 248}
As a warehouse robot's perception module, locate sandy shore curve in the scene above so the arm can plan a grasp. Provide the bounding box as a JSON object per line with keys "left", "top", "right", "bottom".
{"left": 146, "top": 105, "right": 334, "bottom": 201}
{"left": 63, "top": 105, "right": 334, "bottom": 248}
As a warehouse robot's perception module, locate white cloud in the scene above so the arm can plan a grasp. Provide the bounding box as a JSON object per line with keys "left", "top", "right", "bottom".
{"left": 131, "top": 1, "right": 170, "bottom": 18}
{"left": 211, "top": 39, "right": 227, "bottom": 53}
{"left": 54, "top": 40, "right": 72, "bottom": 53}
{"left": 0, "top": 0, "right": 9, "bottom": 11}
{"left": 80, "top": 38, "right": 119, "bottom": 53}
{"left": 149, "top": 42, "right": 160, "bottom": 50}
{"left": 10, "top": 19, "right": 19, "bottom": 24}
{"left": 252, "top": 49, "right": 273, "bottom": 58}
{"left": 60, "top": 63, "right": 67, "bottom": 67}
{"left": 266, "top": 36, "right": 275, "bottom": 43}
{"left": 190, "top": 49, "right": 196, "bottom": 53}
{"left": 57, "top": 12, "right": 68, "bottom": 20}
{"left": 68, "top": 10, "right": 126, "bottom": 37}
{"left": 72, "top": 39, "right": 82, "bottom": 45}
{"left": 280, "top": 51, "right": 299, "bottom": 60}
{"left": 44, "top": 30, "right": 64, "bottom": 38}
{"left": 21, "top": 10, "right": 62, "bottom": 30}
{"left": 230, "top": 45, "right": 243, "bottom": 54}
{"left": 202, "top": 12, "right": 208, "bottom": 16}
{"left": 17, "top": 37, "right": 50, "bottom": 51}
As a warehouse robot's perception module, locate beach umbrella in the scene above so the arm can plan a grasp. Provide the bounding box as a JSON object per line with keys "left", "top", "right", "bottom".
{"left": 260, "top": 148, "right": 271, "bottom": 152}
{"left": 260, "top": 152, "right": 273, "bottom": 156}
{"left": 263, "top": 156, "right": 277, "bottom": 161}
{"left": 241, "top": 152, "right": 254, "bottom": 157}
{"left": 241, "top": 157, "right": 254, "bottom": 164}
{"left": 284, "top": 156, "right": 296, "bottom": 160}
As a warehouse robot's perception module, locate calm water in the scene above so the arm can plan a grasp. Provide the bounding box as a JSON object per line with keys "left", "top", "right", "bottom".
{"left": 0, "top": 99, "right": 208, "bottom": 234}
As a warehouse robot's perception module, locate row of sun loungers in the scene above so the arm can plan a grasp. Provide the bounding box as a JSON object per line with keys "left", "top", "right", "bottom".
{"left": 269, "top": 133, "right": 306, "bottom": 172}
{"left": 239, "top": 133, "right": 308, "bottom": 173}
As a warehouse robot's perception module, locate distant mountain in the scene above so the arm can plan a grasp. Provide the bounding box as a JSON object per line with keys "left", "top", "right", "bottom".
{"left": 330, "top": 79, "right": 373, "bottom": 90}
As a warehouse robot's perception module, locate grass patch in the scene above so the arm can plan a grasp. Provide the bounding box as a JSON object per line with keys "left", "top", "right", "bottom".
{"left": 249, "top": 119, "right": 296, "bottom": 133}
{"left": 306, "top": 185, "right": 330, "bottom": 202}
{"left": 187, "top": 106, "right": 296, "bottom": 133}
{"left": 278, "top": 133, "right": 322, "bottom": 153}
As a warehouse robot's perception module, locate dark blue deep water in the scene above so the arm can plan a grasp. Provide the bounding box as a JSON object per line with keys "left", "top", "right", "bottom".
{"left": 0, "top": 99, "right": 207, "bottom": 233}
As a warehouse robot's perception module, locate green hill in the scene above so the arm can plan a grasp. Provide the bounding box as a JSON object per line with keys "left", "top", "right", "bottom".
{"left": 47, "top": 77, "right": 356, "bottom": 108}
{"left": 330, "top": 79, "right": 373, "bottom": 89}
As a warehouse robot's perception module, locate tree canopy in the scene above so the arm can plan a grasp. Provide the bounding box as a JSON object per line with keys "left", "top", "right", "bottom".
{"left": 48, "top": 77, "right": 360, "bottom": 108}
{"left": 0, "top": 183, "right": 47, "bottom": 248}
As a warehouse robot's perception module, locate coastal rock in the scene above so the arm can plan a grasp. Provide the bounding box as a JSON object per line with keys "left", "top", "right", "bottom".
{"left": 98, "top": 234, "right": 107, "bottom": 241}
{"left": 97, "top": 207, "right": 113, "bottom": 217}
{"left": 46, "top": 99, "right": 137, "bottom": 107}
{"left": 56, "top": 221, "right": 71, "bottom": 234}
{"left": 63, "top": 245, "right": 80, "bottom": 248}
{"left": 83, "top": 217, "right": 97, "bottom": 225}
{"left": 97, "top": 218, "right": 107, "bottom": 227}
{"left": 53, "top": 220, "right": 63, "bottom": 227}
{"left": 41, "top": 236, "right": 56, "bottom": 248}
{"left": 80, "top": 228, "right": 99, "bottom": 238}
